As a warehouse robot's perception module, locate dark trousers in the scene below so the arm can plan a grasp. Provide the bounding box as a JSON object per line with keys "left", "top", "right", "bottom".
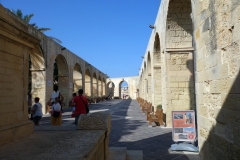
{"left": 33, "top": 116, "right": 42, "bottom": 125}
{"left": 75, "top": 114, "right": 81, "bottom": 125}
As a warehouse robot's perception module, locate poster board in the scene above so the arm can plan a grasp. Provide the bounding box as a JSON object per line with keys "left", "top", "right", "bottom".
{"left": 172, "top": 110, "right": 196, "bottom": 142}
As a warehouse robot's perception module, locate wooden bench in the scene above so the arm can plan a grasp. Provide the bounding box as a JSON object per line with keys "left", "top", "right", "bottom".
{"left": 143, "top": 103, "right": 153, "bottom": 121}
{"left": 148, "top": 109, "right": 165, "bottom": 126}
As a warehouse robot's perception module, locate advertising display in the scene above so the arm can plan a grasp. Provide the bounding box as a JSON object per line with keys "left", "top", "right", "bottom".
{"left": 172, "top": 110, "right": 196, "bottom": 142}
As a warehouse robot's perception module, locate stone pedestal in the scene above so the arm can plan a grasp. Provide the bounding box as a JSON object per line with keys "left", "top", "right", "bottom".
{"left": 78, "top": 112, "right": 111, "bottom": 159}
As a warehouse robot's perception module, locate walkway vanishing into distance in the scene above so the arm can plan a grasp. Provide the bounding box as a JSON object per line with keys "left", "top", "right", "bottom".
{"left": 38, "top": 99, "right": 200, "bottom": 160}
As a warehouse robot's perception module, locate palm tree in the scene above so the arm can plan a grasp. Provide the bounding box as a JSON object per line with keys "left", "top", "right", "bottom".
{"left": 11, "top": 9, "right": 61, "bottom": 43}
{"left": 11, "top": 9, "right": 51, "bottom": 32}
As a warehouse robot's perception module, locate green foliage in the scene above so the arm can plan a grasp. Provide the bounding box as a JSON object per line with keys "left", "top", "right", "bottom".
{"left": 11, "top": 9, "right": 51, "bottom": 33}
{"left": 156, "top": 104, "right": 162, "bottom": 109}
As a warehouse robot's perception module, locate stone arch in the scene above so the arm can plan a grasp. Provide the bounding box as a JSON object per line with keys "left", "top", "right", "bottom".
{"left": 119, "top": 80, "right": 129, "bottom": 99}
{"left": 166, "top": 0, "right": 193, "bottom": 48}
{"left": 92, "top": 72, "right": 98, "bottom": 97}
{"left": 29, "top": 49, "right": 46, "bottom": 112}
{"left": 98, "top": 75, "right": 102, "bottom": 97}
{"left": 102, "top": 78, "right": 106, "bottom": 96}
{"left": 73, "top": 63, "right": 82, "bottom": 92}
{"left": 154, "top": 33, "right": 161, "bottom": 64}
{"left": 54, "top": 54, "right": 69, "bottom": 106}
{"left": 152, "top": 32, "right": 162, "bottom": 108}
{"left": 107, "top": 81, "right": 115, "bottom": 97}
{"left": 147, "top": 52, "right": 152, "bottom": 102}
{"left": 85, "top": 68, "right": 91, "bottom": 97}
{"left": 164, "top": 0, "right": 195, "bottom": 126}
{"left": 143, "top": 62, "right": 147, "bottom": 100}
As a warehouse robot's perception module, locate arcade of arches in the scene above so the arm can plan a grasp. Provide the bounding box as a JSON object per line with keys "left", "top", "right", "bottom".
{"left": 1, "top": 0, "right": 240, "bottom": 158}
{"left": 138, "top": 0, "right": 240, "bottom": 159}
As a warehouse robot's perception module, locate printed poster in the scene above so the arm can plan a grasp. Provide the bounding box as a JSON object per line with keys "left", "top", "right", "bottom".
{"left": 172, "top": 110, "right": 196, "bottom": 142}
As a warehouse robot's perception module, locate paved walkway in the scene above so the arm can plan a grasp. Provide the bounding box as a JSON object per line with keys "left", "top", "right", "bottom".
{"left": 36, "top": 99, "right": 201, "bottom": 160}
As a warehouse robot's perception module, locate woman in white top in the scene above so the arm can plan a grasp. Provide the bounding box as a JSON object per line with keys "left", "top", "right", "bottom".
{"left": 51, "top": 85, "right": 64, "bottom": 112}
{"left": 47, "top": 97, "right": 62, "bottom": 126}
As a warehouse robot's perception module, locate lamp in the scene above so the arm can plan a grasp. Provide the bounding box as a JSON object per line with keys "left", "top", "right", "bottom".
{"left": 141, "top": 56, "right": 144, "bottom": 59}
{"left": 61, "top": 47, "right": 66, "bottom": 50}
{"left": 149, "top": 24, "right": 155, "bottom": 29}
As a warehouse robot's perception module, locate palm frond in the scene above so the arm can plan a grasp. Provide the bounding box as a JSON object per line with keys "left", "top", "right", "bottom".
{"left": 23, "top": 14, "right": 34, "bottom": 23}
{"left": 38, "top": 28, "right": 51, "bottom": 32}
{"left": 49, "top": 36, "right": 62, "bottom": 44}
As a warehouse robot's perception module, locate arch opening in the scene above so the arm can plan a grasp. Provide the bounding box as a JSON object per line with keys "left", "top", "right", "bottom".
{"left": 147, "top": 52, "right": 152, "bottom": 102}
{"left": 120, "top": 81, "right": 129, "bottom": 99}
{"left": 85, "top": 69, "right": 91, "bottom": 97}
{"left": 53, "top": 55, "right": 69, "bottom": 107}
{"left": 73, "top": 63, "right": 82, "bottom": 92}
{"left": 29, "top": 51, "right": 46, "bottom": 113}
{"left": 107, "top": 81, "right": 115, "bottom": 98}
{"left": 92, "top": 73, "right": 98, "bottom": 97}
{"left": 98, "top": 75, "right": 102, "bottom": 97}
{"left": 102, "top": 78, "right": 106, "bottom": 96}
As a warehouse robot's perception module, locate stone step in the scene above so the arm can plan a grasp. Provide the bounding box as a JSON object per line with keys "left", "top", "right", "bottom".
{"left": 107, "top": 147, "right": 127, "bottom": 160}
{"left": 127, "top": 150, "right": 143, "bottom": 160}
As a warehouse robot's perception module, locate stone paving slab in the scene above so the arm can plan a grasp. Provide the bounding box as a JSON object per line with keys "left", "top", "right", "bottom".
{"left": 90, "top": 99, "right": 201, "bottom": 160}
{"left": 0, "top": 99, "right": 201, "bottom": 160}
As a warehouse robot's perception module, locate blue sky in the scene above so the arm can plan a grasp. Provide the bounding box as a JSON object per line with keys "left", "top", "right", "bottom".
{"left": 1, "top": 0, "right": 160, "bottom": 81}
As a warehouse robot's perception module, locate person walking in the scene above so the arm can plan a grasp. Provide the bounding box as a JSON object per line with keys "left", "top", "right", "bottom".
{"left": 72, "top": 89, "right": 89, "bottom": 125}
{"left": 31, "top": 97, "right": 43, "bottom": 126}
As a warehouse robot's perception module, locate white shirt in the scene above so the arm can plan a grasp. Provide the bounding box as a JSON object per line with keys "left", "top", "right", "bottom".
{"left": 51, "top": 91, "right": 60, "bottom": 102}
{"left": 33, "top": 102, "right": 43, "bottom": 117}
{"left": 52, "top": 102, "right": 61, "bottom": 111}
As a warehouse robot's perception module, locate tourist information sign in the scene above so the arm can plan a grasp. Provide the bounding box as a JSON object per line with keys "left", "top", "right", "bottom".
{"left": 172, "top": 110, "right": 196, "bottom": 142}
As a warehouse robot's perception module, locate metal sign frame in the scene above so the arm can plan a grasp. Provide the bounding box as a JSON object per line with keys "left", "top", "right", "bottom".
{"left": 172, "top": 110, "right": 196, "bottom": 142}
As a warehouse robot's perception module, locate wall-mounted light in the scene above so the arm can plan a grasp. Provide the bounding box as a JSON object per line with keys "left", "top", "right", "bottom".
{"left": 149, "top": 24, "right": 155, "bottom": 29}
{"left": 141, "top": 56, "right": 144, "bottom": 59}
{"left": 61, "top": 47, "right": 66, "bottom": 50}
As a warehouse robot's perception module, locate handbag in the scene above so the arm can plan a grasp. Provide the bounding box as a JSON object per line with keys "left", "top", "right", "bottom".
{"left": 80, "top": 96, "right": 89, "bottom": 114}
{"left": 52, "top": 106, "right": 60, "bottom": 117}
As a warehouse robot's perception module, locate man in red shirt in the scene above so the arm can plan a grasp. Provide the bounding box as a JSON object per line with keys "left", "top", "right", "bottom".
{"left": 72, "top": 89, "right": 89, "bottom": 125}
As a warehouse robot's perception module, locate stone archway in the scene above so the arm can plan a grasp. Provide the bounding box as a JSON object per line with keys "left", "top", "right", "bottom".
{"left": 164, "top": 0, "right": 195, "bottom": 126}
{"left": 29, "top": 49, "right": 46, "bottom": 113}
{"left": 143, "top": 62, "right": 147, "bottom": 100}
{"left": 85, "top": 69, "right": 91, "bottom": 97}
{"left": 73, "top": 63, "right": 82, "bottom": 92}
{"left": 147, "top": 52, "right": 152, "bottom": 103}
{"left": 98, "top": 75, "right": 102, "bottom": 97}
{"left": 153, "top": 33, "right": 162, "bottom": 110}
{"left": 54, "top": 54, "right": 69, "bottom": 107}
{"left": 92, "top": 73, "right": 98, "bottom": 97}
{"left": 107, "top": 81, "right": 115, "bottom": 98}
{"left": 102, "top": 78, "right": 106, "bottom": 96}
{"left": 119, "top": 80, "right": 129, "bottom": 99}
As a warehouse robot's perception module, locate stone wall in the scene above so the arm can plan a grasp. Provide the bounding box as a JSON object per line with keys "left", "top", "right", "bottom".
{"left": 138, "top": 0, "right": 240, "bottom": 158}
{"left": 0, "top": 4, "right": 41, "bottom": 145}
